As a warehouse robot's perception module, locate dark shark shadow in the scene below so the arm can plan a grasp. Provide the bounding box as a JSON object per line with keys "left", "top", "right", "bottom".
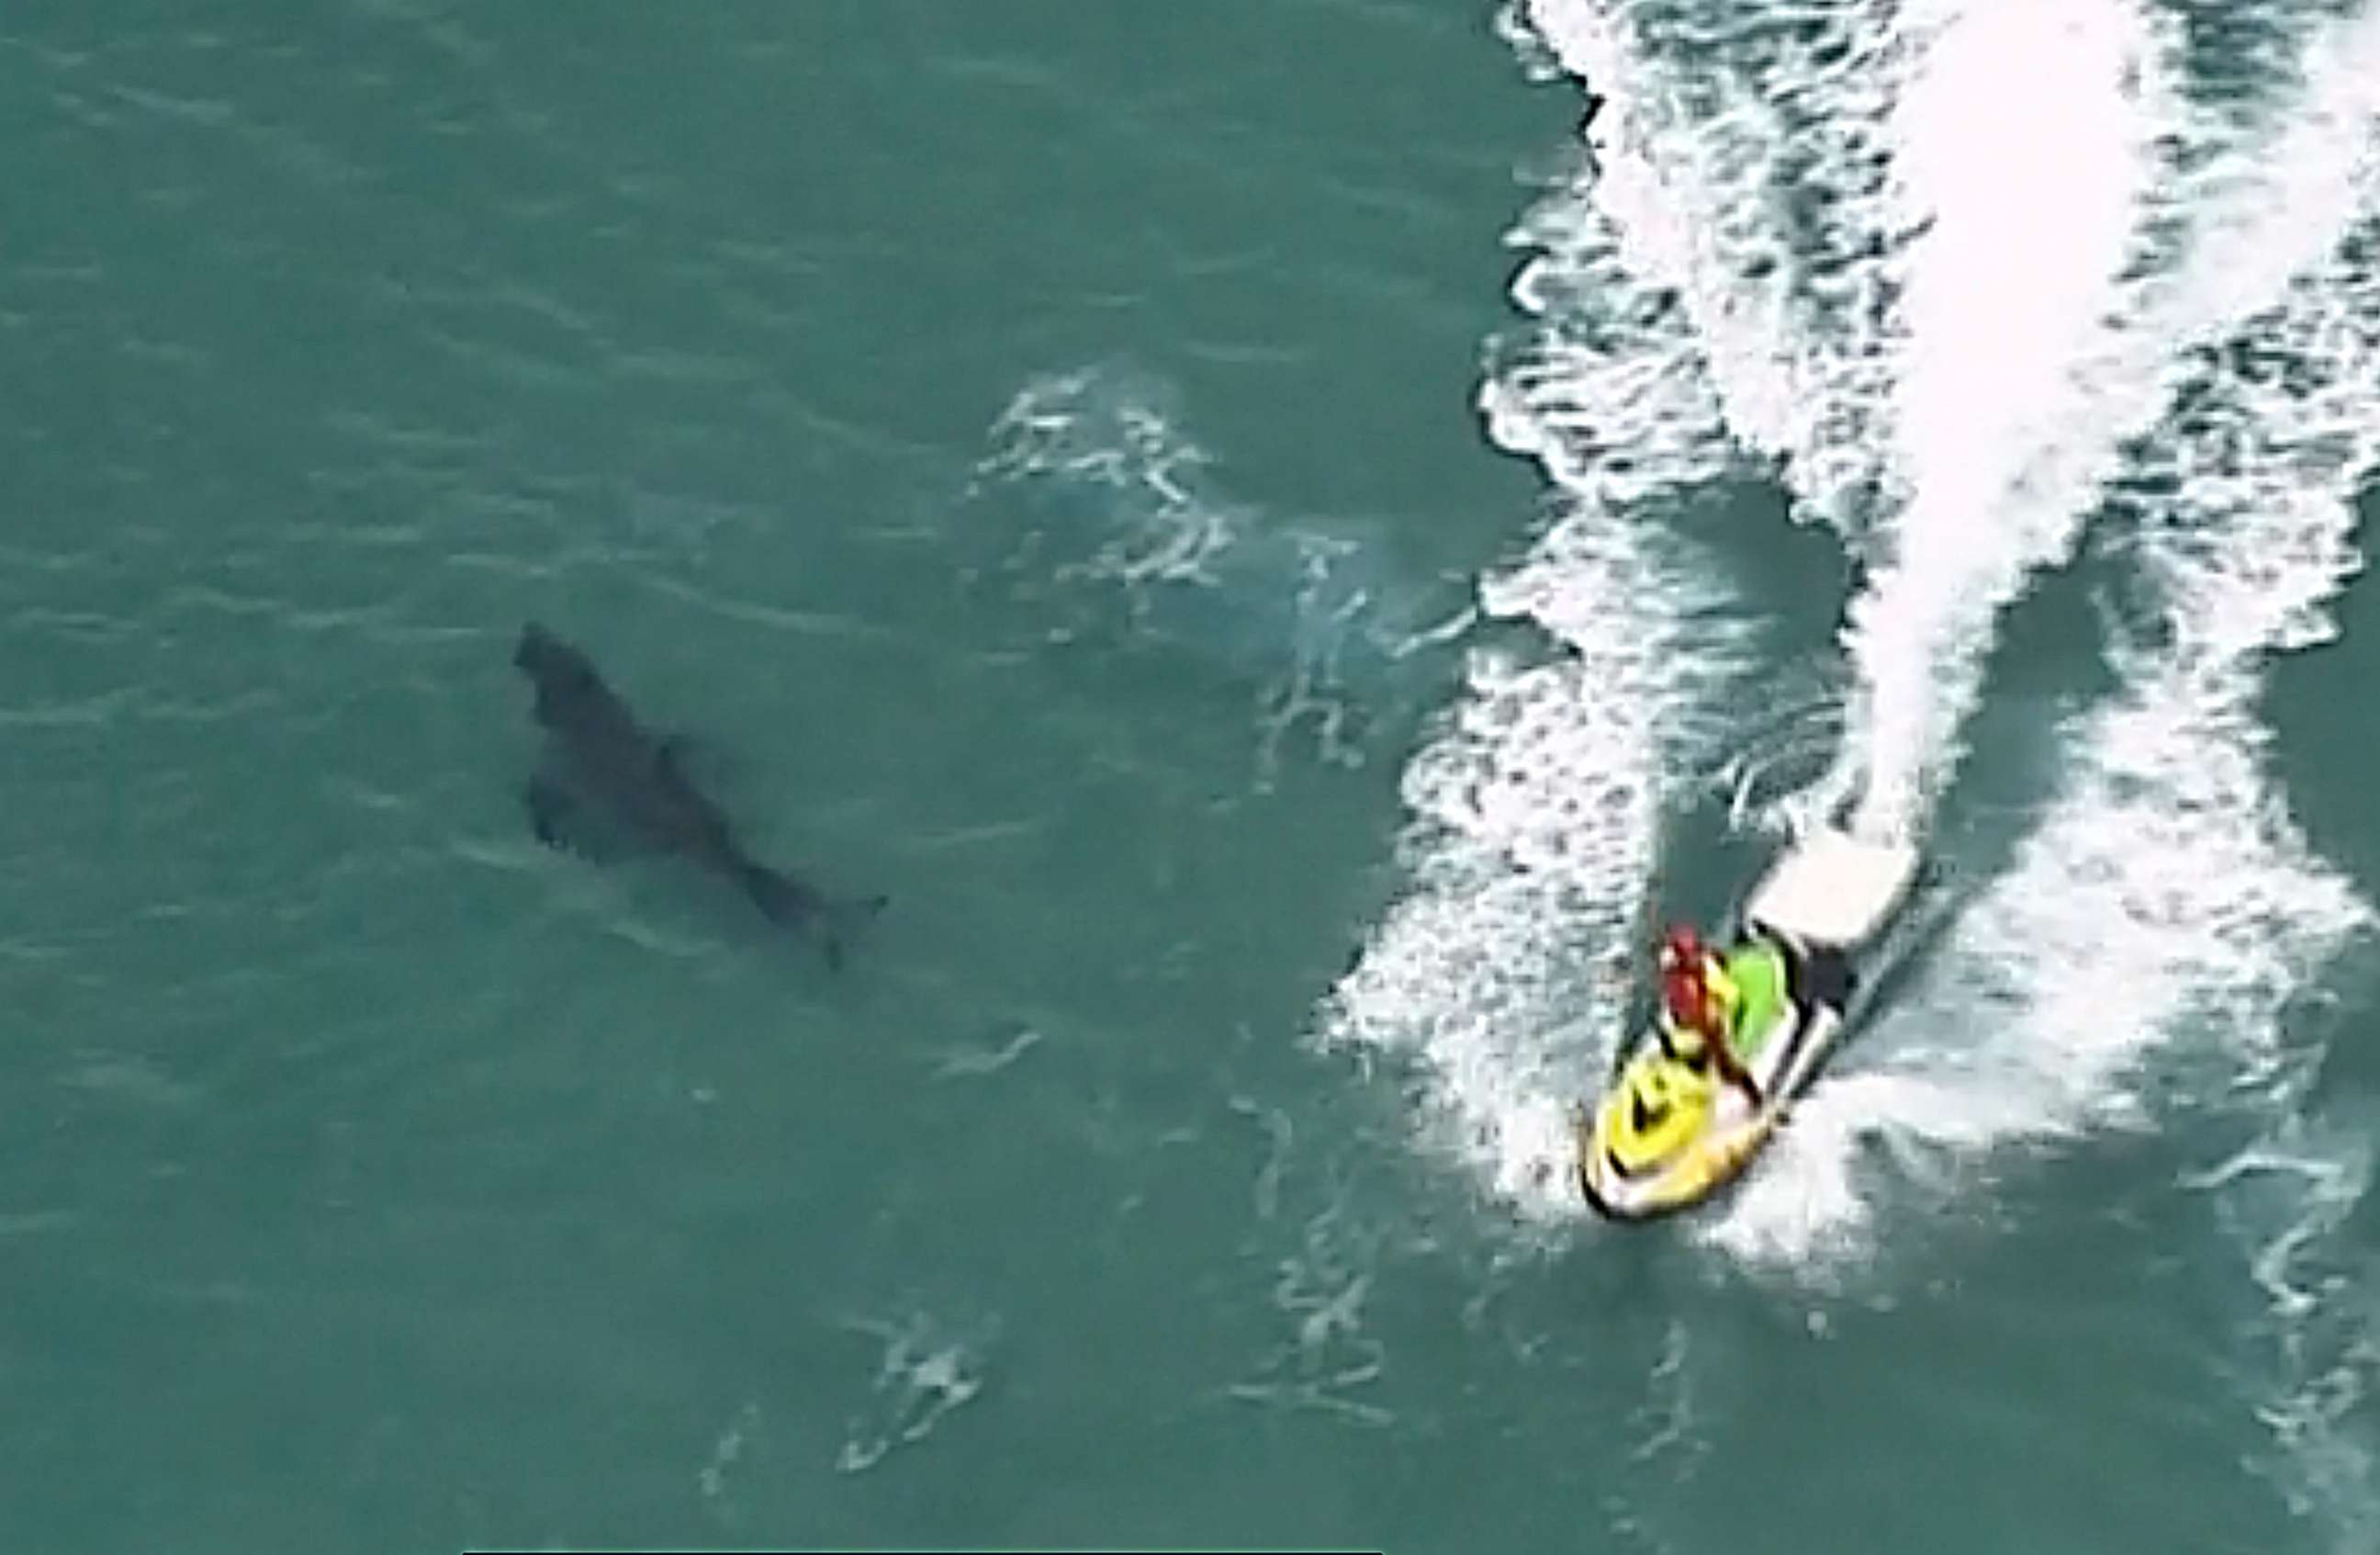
{"left": 511, "top": 622, "right": 887, "bottom": 967}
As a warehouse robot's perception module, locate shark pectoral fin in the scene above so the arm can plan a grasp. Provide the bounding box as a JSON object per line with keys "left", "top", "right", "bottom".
{"left": 525, "top": 772, "right": 578, "bottom": 851}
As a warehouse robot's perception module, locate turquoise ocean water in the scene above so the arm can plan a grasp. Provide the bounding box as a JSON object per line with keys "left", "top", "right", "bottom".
{"left": 6, "top": 2, "right": 2380, "bottom": 1551}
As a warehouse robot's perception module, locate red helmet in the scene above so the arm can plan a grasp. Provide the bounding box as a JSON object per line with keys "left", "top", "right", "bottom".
{"left": 1659, "top": 923, "right": 1704, "bottom": 969}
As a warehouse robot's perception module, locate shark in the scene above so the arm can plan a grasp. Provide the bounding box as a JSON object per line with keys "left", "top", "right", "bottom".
{"left": 511, "top": 621, "right": 885, "bottom": 966}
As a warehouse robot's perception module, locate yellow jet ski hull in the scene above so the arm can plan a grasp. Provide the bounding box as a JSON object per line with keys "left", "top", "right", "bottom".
{"left": 1575, "top": 1047, "right": 1791, "bottom": 1220}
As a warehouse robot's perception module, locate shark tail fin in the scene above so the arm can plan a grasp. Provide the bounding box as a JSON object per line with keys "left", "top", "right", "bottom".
{"left": 819, "top": 891, "right": 891, "bottom": 972}
{"left": 739, "top": 862, "right": 888, "bottom": 970}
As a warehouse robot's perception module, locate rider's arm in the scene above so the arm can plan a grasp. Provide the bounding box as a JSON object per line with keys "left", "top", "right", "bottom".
{"left": 1711, "top": 1026, "right": 1760, "bottom": 1100}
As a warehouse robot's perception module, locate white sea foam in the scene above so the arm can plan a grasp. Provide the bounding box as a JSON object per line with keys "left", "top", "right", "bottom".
{"left": 1348, "top": 0, "right": 2380, "bottom": 1536}
{"left": 833, "top": 1309, "right": 993, "bottom": 1474}
{"left": 1327, "top": 0, "right": 1955, "bottom": 1215}
{"left": 972, "top": 366, "right": 1238, "bottom": 589}
{"left": 1843, "top": 0, "right": 2182, "bottom": 839}
{"left": 971, "top": 365, "right": 1464, "bottom": 772}
{"left": 1847, "top": 0, "right": 2380, "bottom": 839}
{"left": 1721, "top": 62, "right": 2380, "bottom": 1538}
{"left": 1304, "top": 11, "right": 2380, "bottom": 1536}
{"left": 1513, "top": 0, "right": 1933, "bottom": 534}
{"left": 1321, "top": 117, "right": 1752, "bottom": 1215}
{"left": 1710, "top": 0, "right": 2380, "bottom": 1254}
{"left": 1338, "top": 0, "right": 2380, "bottom": 1317}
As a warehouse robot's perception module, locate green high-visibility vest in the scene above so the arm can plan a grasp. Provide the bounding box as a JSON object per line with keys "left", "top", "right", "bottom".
{"left": 1723, "top": 941, "right": 1789, "bottom": 1060}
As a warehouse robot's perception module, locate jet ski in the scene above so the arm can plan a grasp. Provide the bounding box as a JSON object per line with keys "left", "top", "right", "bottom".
{"left": 1577, "top": 826, "right": 1922, "bottom": 1221}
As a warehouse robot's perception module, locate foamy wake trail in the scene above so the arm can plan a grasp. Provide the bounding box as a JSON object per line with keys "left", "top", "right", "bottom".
{"left": 2156, "top": 216, "right": 2380, "bottom": 1541}
{"left": 1849, "top": 0, "right": 2380, "bottom": 839}
{"left": 972, "top": 366, "right": 1237, "bottom": 587}
{"left": 1323, "top": 0, "right": 1936, "bottom": 1215}
{"left": 1320, "top": 149, "right": 1751, "bottom": 1218}
{"left": 1715, "top": 62, "right": 2380, "bottom": 1287}
{"left": 1517, "top": 0, "right": 1931, "bottom": 533}
{"left": 1333, "top": 0, "right": 2380, "bottom": 1340}
{"left": 1731, "top": 195, "right": 2380, "bottom": 1537}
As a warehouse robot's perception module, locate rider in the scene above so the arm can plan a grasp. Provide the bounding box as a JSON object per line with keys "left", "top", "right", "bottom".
{"left": 1657, "top": 924, "right": 1762, "bottom": 1102}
